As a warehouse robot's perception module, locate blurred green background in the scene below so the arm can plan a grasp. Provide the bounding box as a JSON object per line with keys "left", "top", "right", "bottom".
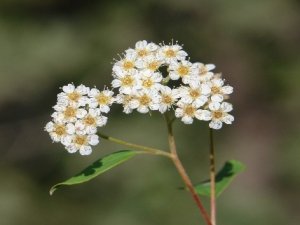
{"left": 0, "top": 0, "right": 299, "bottom": 224}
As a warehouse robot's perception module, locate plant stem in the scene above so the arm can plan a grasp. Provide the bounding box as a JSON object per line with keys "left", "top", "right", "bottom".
{"left": 209, "top": 128, "right": 216, "bottom": 225}
{"left": 98, "top": 132, "right": 172, "bottom": 158}
{"left": 164, "top": 115, "right": 212, "bottom": 225}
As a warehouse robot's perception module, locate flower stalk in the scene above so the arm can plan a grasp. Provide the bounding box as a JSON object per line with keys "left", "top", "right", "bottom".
{"left": 209, "top": 128, "right": 216, "bottom": 225}
{"left": 164, "top": 114, "right": 212, "bottom": 225}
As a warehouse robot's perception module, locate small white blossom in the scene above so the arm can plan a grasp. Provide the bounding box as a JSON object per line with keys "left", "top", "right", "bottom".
{"left": 112, "top": 69, "right": 141, "bottom": 94}
{"left": 169, "top": 60, "right": 196, "bottom": 85}
{"left": 178, "top": 84, "right": 210, "bottom": 107}
{"left": 89, "top": 88, "right": 115, "bottom": 113}
{"left": 159, "top": 86, "right": 180, "bottom": 113}
{"left": 193, "top": 63, "right": 215, "bottom": 82}
{"left": 57, "top": 84, "right": 90, "bottom": 107}
{"left": 125, "top": 40, "right": 158, "bottom": 59}
{"left": 175, "top": 101, "right": 209, "bottom": 124}
{"left": 140, "top": 70, "right": 163, "bottom": 91}
{"left": 136, "top": 55, "right": 163, "bottom": 72}
{"left": 209, "top": 77, "right": 233, "bottom": 102}
{"left": 208, "top": 102, "right": 234, "bottom": 129}
{"left": 158, "top": 44, "right": 188, "bottom": 63}
{"left": 65, "top": 134, "right": 99, "bottom": 155}
{"left": 112, "top": 53, "right": 137, "bottom": 73}
{"left": 130, "top": 90, "right": 161, "bottom": 113}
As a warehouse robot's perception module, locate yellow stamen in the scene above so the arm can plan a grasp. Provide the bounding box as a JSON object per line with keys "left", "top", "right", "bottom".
{"left": 67, "top": 91, "right": 81, "bottom": 102}
{"left": 121, "top": 75, "right": 134, "bottom": 86}
{"left": 138, "top": 49, "right": 148, "bottom": 57}
{"left": 213, "top": 111, "right": 223, "bottom": 119}
{"left": 142, "top": 79, "right": 153, "bottom": 88}
{"left": 97, "top": 93, "right": 110, "bottom": 105}
{"left": 64, "top": 107, "right": 76, "bottom": 118}
{"left": 54, "top": 125, "right": 66, "bottom": 136}
{"left": 148, "top": 61, "right": 159, "bottom": 71}
{"left": 177, "top": 65, "right": 189, "bottom": 77}
{"left": 74, "top": 135, "right": 87, "bottom": 146}
{"left": 123, "top": 60, "right": 134, "bottom": 70}
{"left": 189, "top": 89, "right": 200, "bottom": 98}
{"left": 184, "top": 105, "right": 195, "bottom": 116}
{"left": 165, "top": 49, "right": 176, "bottom": 58}
{"left": 162, "top": 95, "right": 173, "bottom": 105}
{"left": 140, "top": 95, "right": 151, "bottom": 105}
{"left": 84, "top": 115, "right": 96, "bottom": 126}
{"left": 211, "top": 86, "right": 220, "bottom": 94}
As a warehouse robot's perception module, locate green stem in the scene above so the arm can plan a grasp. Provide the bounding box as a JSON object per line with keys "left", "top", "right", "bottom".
{"left": 209, "top": 128, "right": 216, "bottom": 225}
{"left": 98, "top": 132, "right": 171, "bottom": 158}
{"left": 164, "top": 114, "right": 212, "bottom": 225}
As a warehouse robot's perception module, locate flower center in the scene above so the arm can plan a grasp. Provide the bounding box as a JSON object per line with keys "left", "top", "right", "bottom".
{"left": 165, "top": 49, "right": 176, "bottom": 58}
{"left": 121, "top": 75, "right": 134, "bottom": 86}
{"left": 177, "top": 65, "right": 189, "bottom": 77}
{"left": 138, "top": 49, "right": 147, "bottom": 57}
{"left": 213, "top": 111, "right": 223, "bottom": 119}
{"left": 162, "top": 95, "right": 173, "bottom": 105}
{"left": 54, "top": 125, "right": 66, "bottom": 136}
{"left": 123, "top": 60, "right": 134, "bottom": 70}
{"left": 148, "top": 61, "right": 159, "bottom": 71}
{"left": 142, "top": 79, "right": 153, "bottom": 88}
{"left": 84, "top": 115, "right": 96, "bottom": 126}
{"left": 184, "top": 105, "right": 195, "bottom": 116}
{"left": 74, "top": 135, "right": 87, "bottom": 146}
{"left": 199, "top": 66, "right": 208, "bottom": 75}
{"left": 139, "top": 95, "right": 151, "bottom": 105}
{"left": 189, "top": 89, "right": 200, "bottom": 98}
{"left": 67, "top": 91, "right": 81, "bottom": 102}
{"left": 211, "top": 86, "right": 220, "bottom": 94}
{"left": 64, "top": 106, "right": 76, "bottom": 118}
{"left": 97, "top": 93, "right": 110, "bottom": 105}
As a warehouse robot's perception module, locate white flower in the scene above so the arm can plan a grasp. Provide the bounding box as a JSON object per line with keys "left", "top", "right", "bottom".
{"left": 125, "top": 40, "right": 158, "bottom": 59}
{"left": 115, "top": 94, "right": 137, "bottom": 114}
{"left": 52, "top": 105, "right": 87, "bottom": 123}
{"left": 44, "top": 121, "right": 75, "bottom": 143}
{"left": 193, "top": 63, "right": 215, "bottom": 82}
{"left": 57, "top": 84, "right": 90, "bottom": 107}
{"left": 65, "top": 134, "right": 99, "bottom": 155}
{"left": 169, "top": 60, "right": 196, "bottom": 84}
{"left": 175, "top": 101, "right": 209, "bottom": 124}
{"left": 158, "top": 44, "right": 188, "bottom": 64}
{"left": 136, "top": 55, "right": 163, "bottom": 72}
{"left": 112, "top": 53, "right": 137, "bottom": 73}
{"left": 140, "top": 70, "right": 162, "bottom": 91}
{"left": 158, "top": 86, "right": 180, "bottom": 113}
{"left": 112, "top": 69, "right": 141, "bottom": 94}
{"left": 130, "top": 90, "right": 161, "bottom": 113}
{"left": 209, "top": 77, "right": 233, "bottom": 102}
{"left": 178, "top": 84, "right": 210, "bottom": 107}
{"left": 89, "top": 88, "right": 115, "bottom": 113}
{"left": 208, "top": 102, "right": 234, "bottom": 129}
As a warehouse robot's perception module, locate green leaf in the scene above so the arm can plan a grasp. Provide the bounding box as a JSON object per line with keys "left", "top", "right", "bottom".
{"left": 195, "top": 160, "right": 246, "bottom": 197}
{"left": 50, "top": 150, "right": 138, "bottom": 195}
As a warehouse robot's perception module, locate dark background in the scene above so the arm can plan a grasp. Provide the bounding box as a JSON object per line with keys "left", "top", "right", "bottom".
{"left": 0, "top": 0, "right": 299, "bottom": 224}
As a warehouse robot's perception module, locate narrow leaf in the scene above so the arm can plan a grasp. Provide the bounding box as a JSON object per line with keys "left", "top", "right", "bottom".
{"left": 50, "top": 150, "right": 138, "bottom": 195}
{"left": 195, "top": 160, "right": 245, "bottom": 197}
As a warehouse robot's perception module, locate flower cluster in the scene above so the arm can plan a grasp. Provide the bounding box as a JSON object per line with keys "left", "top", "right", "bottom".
{"left": 46, "top": 40, "right": 234, "bottom": 155}
{"left": 112, "top": 40, "right": 234, "bottom": 129}
{"left": 45, "top": 84, "right": 114, "bottom": 155}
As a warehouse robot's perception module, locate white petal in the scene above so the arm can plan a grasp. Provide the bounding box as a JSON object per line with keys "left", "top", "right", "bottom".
{"left": 222, "top": 86, "right": 233, "bottom": 94}
{"left": 66, "top": 123, "right": 75, "bottom": 134}
{"left": 66, "top": 145, "right": 77, "bottom": 153}
{"left": 79, "top": 146, "right": 92, "bottom": 155}
{"left": 97, "top": 116, "right": 108, "bottom": 127}
{"left": 175, "top": 108, "right": 184, "bottom": 117}
{"left": 45, "top": 121, "right": 54, "bottom": 132}
{"left": 169, "top": 72, "right": 180, "bottom": 80}
{"left": 195, "top": 110, "right": 211, "bottom": 121}
{"left": 211, "top": 94, "right": 224, "bottom": 102}
{"left": 61, "top": 135, "right": 73, "bottom": 146}
{"left": 76, "top": 109, "right": 87, "bottom": 118}
{"left": 62, "top": 84, "right": 75, "bottom": 93}
{"left": 137, "top": 106, "right": 149, "bottom": 113}
{"left": 182, "top": 116, "right": 193, "bottom": 124}
{"left": 89, "top": 135, "right": 99, "bottom": 146}
{"left": 201, "top": 84, "right": 211, "bottom": 95}
{"left": 222, "top": 114, "right": 234, "bottom": 124}
{"left": 209, "top": 102, "right": 221, "bottom": 111}
{"left": 209, "top": 120, "right": 223, "bottom": 129}
{"left": 89, "top": 88, "right": 100, "bottom": 97}
{"left": 206, "top": 64, "right": 215, "bottom": 71}
{"left": 221, "top": 102, "right": 233, "bottom": 112}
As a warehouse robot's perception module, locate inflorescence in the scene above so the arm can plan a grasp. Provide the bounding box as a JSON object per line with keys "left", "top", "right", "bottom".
{"left": 45, "top": 40, "right": 234, "bottom": 155}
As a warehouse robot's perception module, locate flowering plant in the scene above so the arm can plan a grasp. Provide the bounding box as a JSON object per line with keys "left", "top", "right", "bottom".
{"left": 45, "top": 40, "right": 244, "bottom": 225}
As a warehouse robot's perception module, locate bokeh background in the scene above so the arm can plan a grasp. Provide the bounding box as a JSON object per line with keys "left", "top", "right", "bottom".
{"left": 0, "top": 0, "right": 299, "bottom": 224}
